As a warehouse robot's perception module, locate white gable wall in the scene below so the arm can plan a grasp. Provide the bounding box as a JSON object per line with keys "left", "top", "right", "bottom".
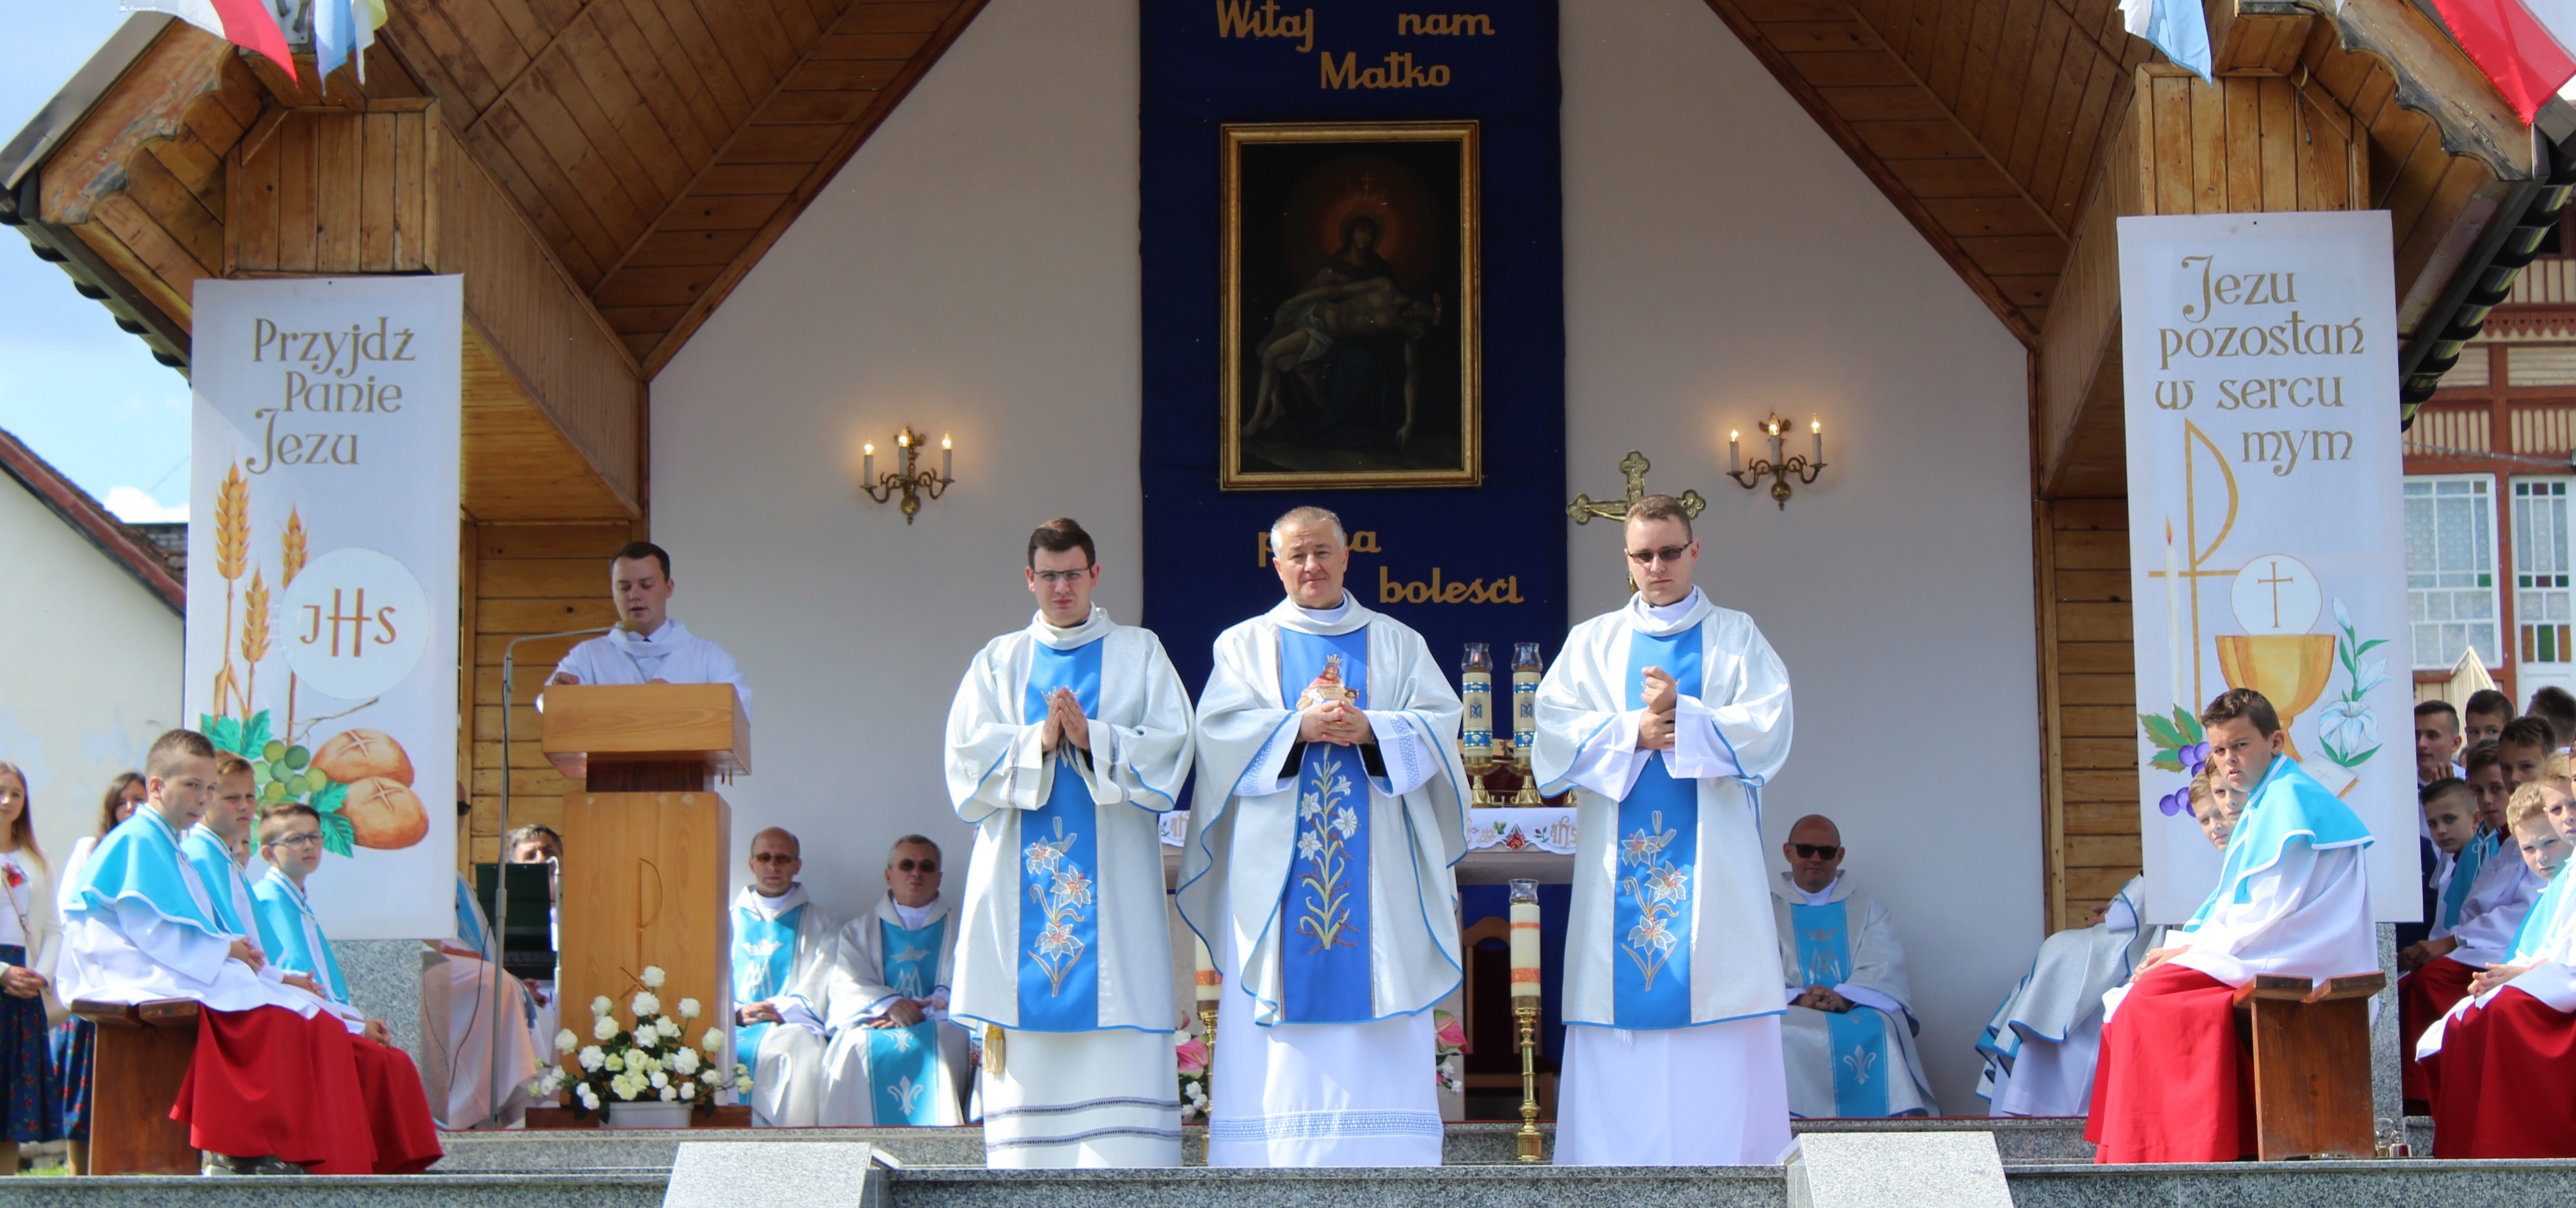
{"left": 655, "top": 0, "right": 2040, "bottom": 1115}
{"left": 0, "top": 473, "right": 182, "bottom": 886}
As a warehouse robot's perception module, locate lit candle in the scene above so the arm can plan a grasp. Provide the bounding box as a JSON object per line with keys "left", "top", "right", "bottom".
{"left": 863, "top": 442, "right": 876, "bottom": 483}
{"left": 942, "top": 434, "right": 954, "bottom": 480}
{"left": 1728, "top": 430, "right": 1740, "bottom": 473}
{"left": 1768, "top": 420, "right": 1783, "bottom": 466}
{"left": 1508, "top": 878, "right": 1541, "bottom": 1001}
{"left": 1195, "top": 935, "right": 1221, "bottom": 1004}
{"left": 1811, "top": 419, "right": 1823, "bottom": 464}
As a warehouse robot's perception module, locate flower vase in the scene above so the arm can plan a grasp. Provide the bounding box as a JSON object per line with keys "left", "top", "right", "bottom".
{"left": 606, "top": 1100, "right": 693, "bottom": 1129}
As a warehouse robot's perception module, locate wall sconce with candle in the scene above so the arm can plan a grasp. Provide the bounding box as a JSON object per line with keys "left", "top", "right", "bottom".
{"left": 860, "top": 426, "right": 955, "bottom": 523}
{"left": 1726, "top": 414, "right": 1827, "bottom": 510}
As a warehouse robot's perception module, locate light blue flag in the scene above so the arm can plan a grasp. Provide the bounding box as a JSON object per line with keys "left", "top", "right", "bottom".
{"left": 2121, "top": 0, "right": 2212, "bottom": 84}
{"left": 312, "top": 0, "right": 381, "bottom": 85}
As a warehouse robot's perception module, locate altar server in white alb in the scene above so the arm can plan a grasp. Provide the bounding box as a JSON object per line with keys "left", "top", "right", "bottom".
{"left": 1182, "top": 506, "right": 1468, "bottom": 1168}
{"left": 948, "top": 519, "right": 1197, "bottom": 1166}
{"left": 1770, "top": 816, "right": 1937, "bottom": 1119}
{"left": 728, "top": 828, "right": 839, "bottom": 1126}
{"left": 817, "top": 835, "right": 970, "bottom": 1127}
{"left": 1532, "top": 494, "right": 1795, "bottom": 1165}
{"left": 547, "top": 541, "right": 752, "bottom": 714}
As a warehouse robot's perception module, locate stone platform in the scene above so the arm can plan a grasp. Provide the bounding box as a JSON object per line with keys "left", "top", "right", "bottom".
{"left": 9, "top": 1118, "right": 2566, "bottom": 1208}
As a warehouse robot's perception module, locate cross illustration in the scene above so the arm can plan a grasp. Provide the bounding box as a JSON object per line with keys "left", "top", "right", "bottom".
{"left": 1567, "top": 451, "right": 1707, "bottom": 525}
{"left": 2256, "top": 559, "right": 2295, "bottom": 628}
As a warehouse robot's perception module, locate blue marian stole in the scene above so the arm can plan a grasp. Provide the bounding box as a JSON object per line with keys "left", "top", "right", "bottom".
{"left": 1613, "top": 627, "right": 1700, "bottom": 1030}
{"left": 2441, "top": 830, "right": 2493, "bottom": 932}
{"left": 732, "top": 903, "right": 804, "bottom": 1075}
{"left": 1019, "top": 638, "right": 1104, "bottom": 1030}
{"left": 1789, "top": 899, "right": 1891, "bottom": 1118}
{"left": 868, "top": 914, "right": 947, "bottom": 1124}
{"left": 1279, "top": 628, "right": 1374, "bottom": 1022}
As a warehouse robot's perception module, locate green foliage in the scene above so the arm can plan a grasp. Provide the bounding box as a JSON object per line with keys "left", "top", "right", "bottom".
{"left": 201, "top": 709, "right": 347, "bottom": 840}
{"left": 2138, "top": 707, "right": 2204, "bottom": 774}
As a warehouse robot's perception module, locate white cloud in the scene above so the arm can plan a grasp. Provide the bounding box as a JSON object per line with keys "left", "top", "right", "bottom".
{"left": 102, "top": 486, "right": 186, "bottom": 523}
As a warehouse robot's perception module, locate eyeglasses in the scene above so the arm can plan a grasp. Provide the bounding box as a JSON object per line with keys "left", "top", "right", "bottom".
{"left": 893, "top": 858, "right": 939, "bottom": 873}
{"left": 1791, "top": 843, "right": 1841, "bottom": 860}
{"left": 1624, "top": 544, "right": 1690, "bottom": 566}
{"left": 1032, "top": 569, "right": 1092, "bottom": 586}
{"left": 269, "top": 832, "right": 323, "bottom": 850}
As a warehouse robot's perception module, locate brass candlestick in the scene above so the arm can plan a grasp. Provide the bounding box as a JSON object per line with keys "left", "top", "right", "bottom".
{"left": 1509, "top": 744, "right": 1543, "bottom": 806}
{"left": 1199, "top": 1006, "right": 1218, "bottom": 1058}
{"left": 1514, "top": 998, "right": 1543, "bottom": 1162}
{"left": 1460, "top": 742, "right": 1499, "bottom": 806}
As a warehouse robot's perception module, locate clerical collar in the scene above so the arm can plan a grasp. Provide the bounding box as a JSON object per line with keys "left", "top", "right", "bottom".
{"left": 1642, "top": 589, "right": 1703, "bottom": 623}
{"left": 891, "top": 898, "right": 937, "bottom": 929}
{"left": 1295, "top": 593, "right": 1354, "bottom": 623}
{"left": 1792, "top": 874, "right": 1841, "bottom": 906}
{"left": 1626, "top": 587, "right": 1715, "bottom": 638}
{"left": 1032, "top": 605, "right": 1116, "bottom": 650}
{"left": 609, "top": 618, "right": 690, "bottom": 648}
{"left": 757, "top": 888, "right": 796, "bottom": 910}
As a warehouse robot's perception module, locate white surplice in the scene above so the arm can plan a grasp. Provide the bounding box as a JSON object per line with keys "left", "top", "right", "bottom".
{"left": 57, "top": 810, "right": 326, "bottom": 1021}
{"left": 1771, "top": 873, "right": 1937, "bottom": 1119}
{"left": 1180, "top": 593, "right": 1467, "bottom": 1168}
{"left": 551, "top": 618, "right": 752, "bottom": 716}
{"left": 1531, "top": 588, "right": 1794, "bottom": 1164}
{"left": 2443, "top": 843, "right": 2541, "bottom": 967}
{"left": 945, "top": 606, "right": 1194, "bottom": 1165}
{"left": 731, "top": 884, "right": 839, "bottom": 1127}
{"left": 818, "top": 895, "right": 971, "bottom": 1127}
{"left": 1978, "top": 875, "right": 2154, "bottom": 1117}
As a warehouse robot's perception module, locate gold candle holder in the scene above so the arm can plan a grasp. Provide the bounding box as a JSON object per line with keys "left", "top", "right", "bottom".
{"left": 1460, "top": 643, "right": 1499, "bottom": 806}
{"left": 1199, "top": 1006, "right": 1218, "bottom": 1061}
{"left": 1514, "top": 999, "right": 1542, "bottom": 1162}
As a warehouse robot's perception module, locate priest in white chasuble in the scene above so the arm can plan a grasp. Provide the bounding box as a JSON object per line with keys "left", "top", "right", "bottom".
{"left": 947, "top": 518, "right": 1197, "bottom": 1167}
{"left": 1182, "top": 506, "right": 1468, "bottom": 1169}
{"left": 817, "top": 836, "right": 969, "bottom": 1128}
{"left": 547, "top": 540, "right": 753, "bottom": 715}
{"left": 2086, "top": 689, "right": 2376, "bottom": 1163}
{"left": 1532, "top": 495, "right": 1795, "bottom": 1166}
{"left": 1770, "top": 817, "right": 1937, "bottom": 1119}
{"left": 729, "top": 828, "right": 839, "bottom": 1126}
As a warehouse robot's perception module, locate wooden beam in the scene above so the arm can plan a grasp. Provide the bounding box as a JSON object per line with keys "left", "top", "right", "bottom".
{"left": 2307, "top": 0, "right": 2534, "bottom": 183}
{"left": 2206, "top": 0, "right": 2313, "bottom": 77}
{"left": 38, "top": 24, "right": 237, "bottom": 225}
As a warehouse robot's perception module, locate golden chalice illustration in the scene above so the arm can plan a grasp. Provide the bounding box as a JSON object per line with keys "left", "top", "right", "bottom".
{"left": 2214, "top": 634, "right": 2337, "bottom": 763}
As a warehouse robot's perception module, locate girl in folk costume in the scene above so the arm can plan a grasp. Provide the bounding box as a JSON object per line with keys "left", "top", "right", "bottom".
{"left": 948, "top": 519, "right": 1198, "bottom": 1167}
{"left": 50, "top": 770, "right": 138, "bottom": 1169}
{"left": 0, "top": 765, "right": 62, "bottom": 1169}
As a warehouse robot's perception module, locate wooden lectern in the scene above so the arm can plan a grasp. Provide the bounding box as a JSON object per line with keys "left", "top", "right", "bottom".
{"left": 540, "top": 684, "right": 746, "bottom": 1053}
{"left": 2232, "top": 971, "right": 2387, "bottom": 1161}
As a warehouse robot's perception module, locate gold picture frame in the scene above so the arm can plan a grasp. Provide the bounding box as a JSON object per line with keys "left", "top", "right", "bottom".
{"left": 1219, "top": 121, "right": 1481, "bottom": 490}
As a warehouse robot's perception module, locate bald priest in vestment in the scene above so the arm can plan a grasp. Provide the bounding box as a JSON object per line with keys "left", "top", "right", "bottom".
{"left": 1181, "top": 506, "right": 1468, "bottom": 1168}
{"left": 2086, "top": 689, "right": 2376, "bottom": 1163}
{"left": 948, "top": 519, "right": 1197, "bottom": 1166}
{"left": 1531, "top": 495, "right": 1795, "bottom": 1165}
{"left": 1769, "top": 817, "right": 1937, "bottom": 1119}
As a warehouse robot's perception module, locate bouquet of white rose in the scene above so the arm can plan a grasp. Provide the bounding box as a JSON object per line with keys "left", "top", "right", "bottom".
{"left": 531, "top": 964, "right": 749, "bottom": 1121}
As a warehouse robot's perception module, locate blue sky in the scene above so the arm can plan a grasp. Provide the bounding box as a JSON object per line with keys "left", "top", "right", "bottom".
{"left": 0, "top": 7, "right": 194, "bottom": 522}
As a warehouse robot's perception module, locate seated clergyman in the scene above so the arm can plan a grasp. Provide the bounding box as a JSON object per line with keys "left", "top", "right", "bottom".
{"left": 1770, "top": 815, "right": 1937, "bottom": 1118}
{"left": 729, "top": 828, "right": 839, "bottom": 1126}
{"left": 816, "top": 836, "right": 969, "bottom": 1126}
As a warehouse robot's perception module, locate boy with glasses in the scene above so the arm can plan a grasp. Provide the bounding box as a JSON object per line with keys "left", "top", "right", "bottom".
{"left": 1530, "top": 494, "right": 1795, "bottom": 1164}
{"left": 250, "top": 803, "right": 440, "bottom": 1171}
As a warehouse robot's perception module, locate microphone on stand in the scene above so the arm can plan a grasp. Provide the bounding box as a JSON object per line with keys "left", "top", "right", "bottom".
{"left": 485, "top": 625, "right": 613, "bottom": 1127}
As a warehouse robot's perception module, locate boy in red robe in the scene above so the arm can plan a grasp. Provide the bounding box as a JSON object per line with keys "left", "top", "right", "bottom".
{"left": 2085, "top": 690, "right": 2377, "bottom": 1163}
{"left": 2420, "top": 777, "right": 2576, "bottom": 1157}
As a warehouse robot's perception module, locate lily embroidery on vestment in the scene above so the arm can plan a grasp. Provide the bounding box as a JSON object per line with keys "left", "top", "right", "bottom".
{"left": 1618, "top": 811, "right": 1688, "bottom": 988}
{"left": 1024, "top": 816, "right": 1090, "bottom": 995}
{"left": 1296, "top": 762, "right": 1360, "bottom": 953}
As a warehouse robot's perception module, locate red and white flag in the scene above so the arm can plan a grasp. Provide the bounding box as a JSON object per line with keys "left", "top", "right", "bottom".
{"left": 2422, "top": 0, "right": 2576, "bottom": 121}
{"left": 124, "top": 1, "right": 297, "bottom": 80}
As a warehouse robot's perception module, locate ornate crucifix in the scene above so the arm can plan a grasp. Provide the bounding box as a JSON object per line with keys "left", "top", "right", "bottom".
{"left": 1567, "top": 450, "right": 1706, "bottom": 525}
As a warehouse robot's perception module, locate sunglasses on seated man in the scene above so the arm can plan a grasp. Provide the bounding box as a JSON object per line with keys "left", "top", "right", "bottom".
{"left": 1791, "top": 843, "right": 1841, "bottom": 860}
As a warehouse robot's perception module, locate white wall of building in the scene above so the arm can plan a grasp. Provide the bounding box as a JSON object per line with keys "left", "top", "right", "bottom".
{"left": 655, "top": 0, "right": 2038, "bottom": 1114}
{"left": 0, "top": 476, "right": 182, "bottom": 891}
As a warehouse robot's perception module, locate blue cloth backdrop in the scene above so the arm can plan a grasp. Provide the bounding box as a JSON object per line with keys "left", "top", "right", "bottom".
{"left": 1139, "top": 0, "right": 1567, "bottom": 695}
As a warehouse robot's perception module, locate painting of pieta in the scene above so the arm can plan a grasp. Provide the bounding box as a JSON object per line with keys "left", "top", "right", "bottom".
{"left": 1221, "top": 121, "right": 1480, "bottom": 489}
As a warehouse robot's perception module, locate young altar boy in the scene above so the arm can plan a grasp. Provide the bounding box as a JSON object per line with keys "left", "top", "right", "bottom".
{"left": 56, "top": 730, "right": 403, "bottom": 1174}
{"left": 254, "top": 803, "right": 442, "bottom": 1172}
{"left": 2420, "top": 780, "right": 2576, "bottom": 1156}
{"left": 2399, "top": 778, "right": 2503, "bottom": 1110}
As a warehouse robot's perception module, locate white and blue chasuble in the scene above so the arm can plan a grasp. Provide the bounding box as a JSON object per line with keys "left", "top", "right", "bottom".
{"left": 729, "top": 884, "right": 839, "bottom": 1127}
{"left": 57, "top": 808, "right": 325, "bottom": 1020}
{"left": 1183, "top": 593, "right": 1466, "bottom": 1168}
{"left": 1533, "top": 588, "right": 1795, "bottom": 1165}
{"left": 815, "top": 895, "right": 968, "bottom": 1128}
{"left": 1771, "top": 875, "right": 1935, "bottom": 1119}
{"left": 1977, "top": 875, "right": 2155, "bottom": 1117}
{"left": 946, "top": 606, "right": 1196, "bottom": 1166}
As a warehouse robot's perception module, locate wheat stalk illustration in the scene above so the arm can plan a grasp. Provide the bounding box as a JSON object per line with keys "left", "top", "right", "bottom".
{"left": 281, "top": 509, "right": 306, "bottom": 735}
{"left": 240, "top": 569, "right": 270, "bottom": 709}
{"left": 214, "top": 464, "right": 250, "bottom": 718}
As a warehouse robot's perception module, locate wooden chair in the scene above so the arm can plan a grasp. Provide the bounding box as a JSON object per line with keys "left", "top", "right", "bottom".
{"left": 2230, "top": 972, "right": 2385, "bottom": 1160}
{"left": 70, "top": 997, "right": 201, "bottom": 1175}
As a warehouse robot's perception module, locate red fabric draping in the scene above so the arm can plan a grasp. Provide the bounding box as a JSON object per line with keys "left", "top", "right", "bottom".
{"left": 347, "top": 1035, "right": 444, "bottom": 1174}
{"left": 2400, "top": 955, "right": 2479, "bottom": 1107}
{"left": 2424, "top": 0, "right": 2576, "bottom": 122}
{"left": 2427, "top": 986, "right": 2576, "bottom": 1158}
{"left": 2085, "top": 964, "right": 2256, "bottom": 1164}
{"left": 173, "top": 1006, "right": 375, "bottom": 1173}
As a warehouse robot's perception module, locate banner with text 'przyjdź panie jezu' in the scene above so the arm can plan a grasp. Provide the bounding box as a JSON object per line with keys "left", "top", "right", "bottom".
{"left": 2118, "top": 211, "right": 2414, "bottom": 924}
{"left": 187, "top": 276, "right": 461, "bottom": 940}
